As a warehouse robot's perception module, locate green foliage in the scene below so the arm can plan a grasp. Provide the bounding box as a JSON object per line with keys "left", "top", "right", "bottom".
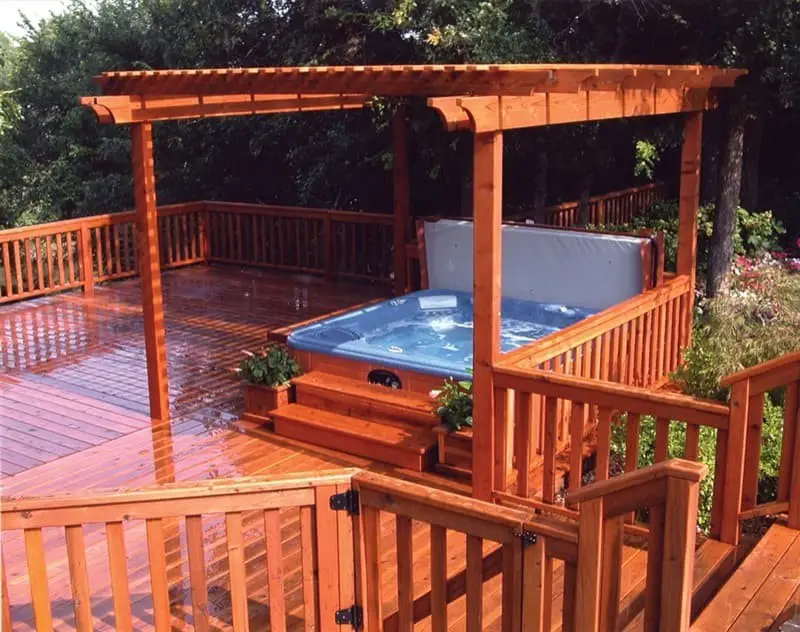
{"left": 434, "top": 377, "right": 473, "bottom": 431}
{"left": 633, "top": 140, "right": 659, "bottom": 181}
{"left": 674, "top": 256, "right": 800, "bottom": 400}
{"left": 238, "top": 345, "right": 301, "bottom": 388}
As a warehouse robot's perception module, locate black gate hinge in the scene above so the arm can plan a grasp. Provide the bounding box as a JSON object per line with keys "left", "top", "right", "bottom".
{"left": 335, "top": 604, "right": 363, "bottom": 628}
{"left": 516, "top": 529, "right": 537, "bottom": 548}
{"left": 330, "top": 489, "right": 359, "bottom": 515}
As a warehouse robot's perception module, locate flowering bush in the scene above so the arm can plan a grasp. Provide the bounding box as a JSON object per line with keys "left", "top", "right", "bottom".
{"left": 675, "top": 252, "right": 800, "bottom": 400}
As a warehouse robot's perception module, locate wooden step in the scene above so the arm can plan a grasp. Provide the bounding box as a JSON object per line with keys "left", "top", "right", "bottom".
{"left": 618, "top": 537, "right": 736, "bottom": 631}
{"left": 691, "top": 524, "right": 800, "bottom": 631}
{"left": 271, "top": 404, "right": 437, "bottom": 471}
{"left": 292, "top": 371, "right": 438, "bottom": 427}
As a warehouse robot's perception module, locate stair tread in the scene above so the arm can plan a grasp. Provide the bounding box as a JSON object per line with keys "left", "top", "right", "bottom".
{"left": 272, "top": 404, "right": 436, "bottom": 454}
{"left": 293, "top": 371, "right": 437, "bottom": 417}
{"left": 691, "top": 525, "right": 800, "bottom": 632}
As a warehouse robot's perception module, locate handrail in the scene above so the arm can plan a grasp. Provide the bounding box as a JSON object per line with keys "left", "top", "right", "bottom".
{"left": 720, "top": 350, "right": 800, "bottom": 389}
{"left": 567, "top": 459, "right": 707, "bottom": 505}
{"left": 493, "top": 365, "right": 730, "bottom": 427}
{"left": 567, "top": 458, "right": 706, "bottom": 632}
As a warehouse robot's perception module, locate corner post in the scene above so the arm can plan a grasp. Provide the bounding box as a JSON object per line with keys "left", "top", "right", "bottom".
{"left": 392, "top": 105, "right": 410, "bottom": 295}
{"left": 472, "top": 126, "right": 503, "bottom": 500}
{"left": 131, "top": 122, "right": 170, "bottom": 422}
{"left": 676, "top": 112, "right": 703, "bottom": 344}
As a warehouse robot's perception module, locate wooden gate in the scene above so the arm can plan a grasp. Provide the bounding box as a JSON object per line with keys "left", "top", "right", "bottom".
{"left": 2, "top": 470, "right": 360, "bottom": 631}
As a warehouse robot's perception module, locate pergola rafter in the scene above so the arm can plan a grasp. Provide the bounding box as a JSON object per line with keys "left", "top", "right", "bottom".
{"left": 91, "top": 64, "right": 745, "bottom": 98}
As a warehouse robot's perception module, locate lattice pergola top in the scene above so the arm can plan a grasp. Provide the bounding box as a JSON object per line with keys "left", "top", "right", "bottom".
{"left": 94, "top": 64, "right": 745, "bottom": 96}
{"left": 80, "top": 63, "right": 746, "bottom": 128}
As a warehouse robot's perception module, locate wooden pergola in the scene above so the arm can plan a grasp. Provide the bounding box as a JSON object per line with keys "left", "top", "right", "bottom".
{"left": 80, "top": 63, "right": 746, "bottom": 500}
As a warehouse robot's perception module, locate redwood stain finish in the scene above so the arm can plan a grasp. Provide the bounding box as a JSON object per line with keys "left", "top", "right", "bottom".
{"left": 131, "top": 122, "right": 170, "bottom": 423}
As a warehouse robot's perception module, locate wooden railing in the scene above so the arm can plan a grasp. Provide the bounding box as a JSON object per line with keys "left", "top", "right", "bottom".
{"left": 4, "top": 466, "right": 707, "bottom": 631}
{"left": 491, "top": 366, "right": 729, "bottom": 524}
{"left": 205, "top": 201, "right": 393, "bottom": 281}
{"left": 2, "top": 470, "right": 359, "bottom": 631}
{"left": 498, "top": 274, "right": 692, "bottom": 390}
{"left": 568, "top": 459, "right": 706, "bottom": 632}
{"left": 513, "top": 182, "right": 668, "bottom": 228}
{"left": 721, "top": 351, "right": 800, "bottom": 540}
{"left": 491, "top": 348, "right": 800, "bottom": 550}
{"left": 0, "top": 201, "right": 393, "bottom": 304}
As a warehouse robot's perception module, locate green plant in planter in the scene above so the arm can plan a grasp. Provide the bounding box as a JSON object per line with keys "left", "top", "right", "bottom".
{"left": 435, "top": 378, "right": 473, "bottom": 431}
{"left": 239, "top": 345, "right": 301, "bottom": 387}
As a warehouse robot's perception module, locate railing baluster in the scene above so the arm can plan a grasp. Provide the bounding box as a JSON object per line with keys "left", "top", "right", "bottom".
{"left": 543, "top": 396, "right": 558, "bottom": 503}
{"left": 516, "top": 390, "right": 533, "bottom": 497}
{"left": 568, "top": 401, "right": 585, "bottom": 502}
{"left": 65, "top": 524, "right": 93, "bottom": 631}
{"left": 396, "top": 515, "right": 414, "bottom": 632}
{"left": 2, "top": 555, "right": 11, "bottom": 631}
{"left": 55, "top": 233, "right": 65, "bottom": 285}
{"left": 362, "top": 505, "right": 383, "bottom": 631}
{"left": 185, "top": 515, "right": 209, "bottom": 632}
{"left": 466, "top": 534, "right": 483, "bottom": 632}
{"left": 596, "top": 407, "right": 612, "bottom": 481}
{"left": 778, "top": 381, "right": 799, "bottom": 503}
{"left": 44, "top": 236, "right": 54, "bottom": 289}
{"left": 264, "top": 509, "right": 287, "bottom": 632}
{"left": 24, "top": 528, "right": 53, "bottom": 631}
{"left": 299, "top": 506, "right": 318, "bottom": 632}
{"left": 225, "top": 512, "right": 250, "bottom": 632}
{"left": 654, "top": 417, "right": 670, "bottom": 462}
{"left": 430, "top": 525, "right": 447, "bottom": 632}
{"left": 742, "top": 392, "right": 764, "bottom": 511}
{"left": 684, "top": 423, "right": 700, "bottom": 461}
{"left": 145, "top": 518, "right": 172, "bottom": 631}
{"left": 2, "top": 242, "right": 13, "bottom": 297}
{"left": 24, "top": 238, "right": 35, "bottom": 292}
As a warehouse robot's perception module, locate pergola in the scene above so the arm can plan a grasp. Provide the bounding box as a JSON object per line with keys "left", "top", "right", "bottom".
{"left": 81, "top": 63, "right": 746, "bottom": 500}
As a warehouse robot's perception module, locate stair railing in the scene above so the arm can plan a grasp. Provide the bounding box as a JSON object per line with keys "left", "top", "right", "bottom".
{"left": 567, "top": 459, "right": 707, "bottom": 632}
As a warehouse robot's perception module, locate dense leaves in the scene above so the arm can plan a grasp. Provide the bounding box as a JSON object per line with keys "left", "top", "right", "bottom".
{"left": 0, "top": 0, "right": 798, "bottom": 272}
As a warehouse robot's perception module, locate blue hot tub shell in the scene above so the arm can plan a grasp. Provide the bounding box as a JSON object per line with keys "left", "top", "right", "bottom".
{"left": 287, "top": 289, "right": 595, "bottom": 381}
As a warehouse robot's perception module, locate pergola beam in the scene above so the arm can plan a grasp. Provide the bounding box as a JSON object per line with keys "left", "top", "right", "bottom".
{"left": 80, "top": 93, "right": 370, "bottom": 124}
{"left": 91, "top": 64, "right": 745, "bottom": 99}
{"left": 430, "top": 88, "right": 714, "bottom": 133}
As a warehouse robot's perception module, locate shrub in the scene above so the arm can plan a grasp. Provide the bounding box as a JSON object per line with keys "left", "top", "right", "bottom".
{"left": 674, "top": 254, "right": 800, "bottom": 400}
{"left": 433, "top": 378, "right": 473, "bottom": 431}
{"left": 238, "top": 345, "right": 301, "bottom": 387}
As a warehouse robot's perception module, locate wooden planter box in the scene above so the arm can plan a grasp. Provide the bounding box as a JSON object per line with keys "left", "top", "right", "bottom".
{"left": 243, "top": 383, "right": 293, "bottom": 417}
{"left": 433, "top": 424, "right": 473, "bottom": 478}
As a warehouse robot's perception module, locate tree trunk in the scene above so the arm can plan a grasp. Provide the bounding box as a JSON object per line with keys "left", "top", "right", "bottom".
{"left": 700, "top": 114, "right": 719, "bottom": 205}
{"left": 740, "top": 109, "right": 763, "bottom": 211}
{"left": 533, "top": 135, "right": 548, "bottom": 211}
{"left": 707, "top": 88, "right": 747, "bottom": 297}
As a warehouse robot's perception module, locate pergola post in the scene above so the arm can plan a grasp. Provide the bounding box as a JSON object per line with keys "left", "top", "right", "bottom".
{"left": 472, "top": 129, "right": 503, "bottom": 501}
{"left": 392, "top": 105, "right": 410, "bottom": 295}
{"left": 676, "top": 112, "right": 703, "bottom": 347}
{"left": 131, "top": 122, "right": 170, "bottom": 422}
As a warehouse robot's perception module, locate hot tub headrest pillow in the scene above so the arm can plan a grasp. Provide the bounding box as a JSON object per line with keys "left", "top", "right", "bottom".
{"left": 423, "top": 219, "right": 646, "bottom": 311}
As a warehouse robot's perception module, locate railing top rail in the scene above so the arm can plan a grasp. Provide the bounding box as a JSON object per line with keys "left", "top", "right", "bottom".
{"left": 493, "top": 365, "right": 730, "bottom": 427}
{"left": 496, "top": 274, "right": 691, "bottom": 368}
{"left": 205, "top": 200, "right": 392, "bottom": 224}
{"left": 720, "top": 351, "right": 800, "bottom": 388}
{"left": 538, "top": 181, "right": 664, "bottom": 212}
{"left": 2, "top": 469, "right": 359, "bottom": 513}
{"left": 567, "top": 458, "right": 707, "bottom": 505}
{"left": 353, "top": 471, "right": 579, "bottom": 544}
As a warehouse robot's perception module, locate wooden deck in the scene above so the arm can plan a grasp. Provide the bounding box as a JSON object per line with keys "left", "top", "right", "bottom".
{"left": 0, "top": 265, "right": 405, "bottom": 629}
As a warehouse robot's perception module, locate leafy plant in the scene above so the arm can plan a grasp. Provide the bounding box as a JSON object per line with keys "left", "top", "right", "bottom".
{"left": 633, "top": 139, "right": 659, "bottom": 181}
{"left": 238, "top": 345, "right": 301, "bottom": 388}
{"left": 434, "top": 377, "right": 473, "bottom": 431}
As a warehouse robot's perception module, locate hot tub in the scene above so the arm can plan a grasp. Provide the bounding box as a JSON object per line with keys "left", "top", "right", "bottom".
{"left": 287, "top": 289, "right": 595, "bottom": 385}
